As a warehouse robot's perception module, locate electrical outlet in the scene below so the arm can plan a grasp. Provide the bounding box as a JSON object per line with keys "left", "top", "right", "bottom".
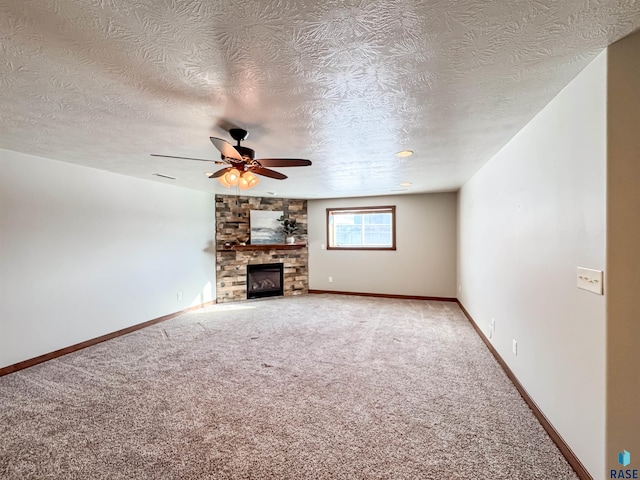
{"left": 512, "top": 339, "right": 518, "bottom": 356}
{"left": 487, "top": 325, "right": 493, "bottom": 339}
{"left": 177, "top": 291, "right": 183, "bottom": 301}
{"left": 328, "top": 276, "right": 333, "bottom": 283}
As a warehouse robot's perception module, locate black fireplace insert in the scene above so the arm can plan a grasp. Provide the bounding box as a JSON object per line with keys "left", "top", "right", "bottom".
{"left": 246, "top": 263, "right": 284, "bottom": 299}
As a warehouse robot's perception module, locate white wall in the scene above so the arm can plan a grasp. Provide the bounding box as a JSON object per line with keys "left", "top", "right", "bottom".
{"left": 458, "top": 51, "right": 607, "bottom": 478}
{"left": 308, "top": 193, "right": 457, "bottom": 298}
{"left": 0, "top": 149, "right": 216, "bottom": 369}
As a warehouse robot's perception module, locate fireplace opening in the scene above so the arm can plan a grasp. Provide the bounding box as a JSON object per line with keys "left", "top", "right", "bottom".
{"left": 246, "top": 263, "right": 284, "bottom": 299}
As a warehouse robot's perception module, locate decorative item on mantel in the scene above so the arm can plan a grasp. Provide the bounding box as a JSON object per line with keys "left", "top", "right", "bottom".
{"left": 237, "top": 234, "right": 250, "bottom": 246}
{"left": 278, "top": 215, "right": 298, "bottom": 244}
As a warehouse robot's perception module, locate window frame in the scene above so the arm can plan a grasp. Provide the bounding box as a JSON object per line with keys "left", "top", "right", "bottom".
{"left": 326, "top": 205, "right": 396, "bottom": 251}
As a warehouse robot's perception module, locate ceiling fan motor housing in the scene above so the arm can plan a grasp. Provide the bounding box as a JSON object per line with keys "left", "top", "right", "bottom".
{"left": 218, "top": 144, "right": 255, "bottom": 162}
{"left": 224, "top": 128, "right": 254, "bottom": 162}
{"left": 234, "top": 145, "right": 255, "bottom": 160}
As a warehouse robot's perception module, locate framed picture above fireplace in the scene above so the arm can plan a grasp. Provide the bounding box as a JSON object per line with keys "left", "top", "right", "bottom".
{"left": 250, "top": 210, "right": 284, "bottom": 244}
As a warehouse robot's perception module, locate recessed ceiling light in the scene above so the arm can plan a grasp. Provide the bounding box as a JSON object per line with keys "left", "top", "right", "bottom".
{"left": 267, "top": 192, "right": 277, "bottom": 196}
{"left": 153, "top": 173, "right": 176, "bottom": 180}
{"left": 399, "top": 182, "right": 412, "bottom": 186}
{"left": 396, "top": 150, "right": 414, "bottom": 158}
{"left": 204, "top": 172, "right": 213, "bottom": 176}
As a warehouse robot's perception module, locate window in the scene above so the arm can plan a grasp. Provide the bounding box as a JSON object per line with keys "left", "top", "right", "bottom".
{"left": 327, "top": 206, "right": 396, "bottom": 250}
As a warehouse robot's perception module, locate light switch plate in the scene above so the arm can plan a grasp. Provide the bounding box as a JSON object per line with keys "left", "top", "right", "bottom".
{"left": 577, "top": 267, "right": 603, "bottom": 295}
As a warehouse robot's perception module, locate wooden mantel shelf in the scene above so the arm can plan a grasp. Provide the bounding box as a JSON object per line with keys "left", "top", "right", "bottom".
{"left": 218, "top": 243, "right": 307, "bottom": 252}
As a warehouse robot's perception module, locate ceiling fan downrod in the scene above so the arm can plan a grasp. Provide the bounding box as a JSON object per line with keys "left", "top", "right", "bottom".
{"left": 229, "top": 128, "right": 249, "bottom": 146}
{"left": 227, "top": 128, "right": 254, "bottom": 161}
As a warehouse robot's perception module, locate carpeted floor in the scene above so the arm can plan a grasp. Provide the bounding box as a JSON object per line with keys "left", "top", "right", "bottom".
{"left": 0, "top": 294, "right": 578, "bottom": 479}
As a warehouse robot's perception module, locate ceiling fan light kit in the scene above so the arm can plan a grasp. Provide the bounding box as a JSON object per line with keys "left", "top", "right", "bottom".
{"left": 238, "top": 171, "right": 260, "bottom": 190}
{"left": 217, "top": 168, "right": 240, "bottom": 188}
{"left": 217, "top": 169, "right": 261, "bottom": 190}
{"left": 152, "top": 128, "right": 311, "bottom": 191}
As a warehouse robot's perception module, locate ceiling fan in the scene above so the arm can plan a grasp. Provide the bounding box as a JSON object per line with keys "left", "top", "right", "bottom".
{"left": 151, "top": 128, "right": 312, "bottom": 190}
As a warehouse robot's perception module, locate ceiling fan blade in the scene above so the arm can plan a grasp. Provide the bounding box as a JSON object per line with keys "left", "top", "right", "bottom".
{"left": 209, "top": 167, "right": 230, "bottom": 178}
{"left": 252, "top": 167, "right": 288, "bottom": 180}
{"left": 255, "top": 158, "right": 312, "bottom": 167}
{"left": 210, "top": 137, "right": 243, "bottom": 161}
{"left": 151, "top": 154, "right": 226, "bottom": 164}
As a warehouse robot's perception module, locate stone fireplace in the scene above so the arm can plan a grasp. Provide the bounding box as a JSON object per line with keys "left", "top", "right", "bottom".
{"left": 215, "top": 195, "right": 308, "bottom": 303}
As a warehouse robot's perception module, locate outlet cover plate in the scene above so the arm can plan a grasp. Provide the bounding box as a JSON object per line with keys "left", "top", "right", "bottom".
{"left": 577, "top": 267, "right": 603, "bottom": 295}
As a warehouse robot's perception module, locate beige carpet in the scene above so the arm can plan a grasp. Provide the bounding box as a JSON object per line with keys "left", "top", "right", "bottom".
{"left": 0, "top": 294, "right": 578, "bottom": 479}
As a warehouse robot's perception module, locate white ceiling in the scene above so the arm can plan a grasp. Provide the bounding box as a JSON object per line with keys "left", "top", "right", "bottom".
{"left": 1, "top": 1, "right": 639, "bottom": 199}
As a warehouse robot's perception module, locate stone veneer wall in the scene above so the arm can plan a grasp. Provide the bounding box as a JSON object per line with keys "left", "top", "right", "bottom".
{"left": 215, "top": 194, "right": 308, "bottom": 303}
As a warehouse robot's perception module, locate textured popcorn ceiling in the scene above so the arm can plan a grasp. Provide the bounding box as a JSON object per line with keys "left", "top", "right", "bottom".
{"left": 1, "top": 0, "right": 639, "bottom": 198}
